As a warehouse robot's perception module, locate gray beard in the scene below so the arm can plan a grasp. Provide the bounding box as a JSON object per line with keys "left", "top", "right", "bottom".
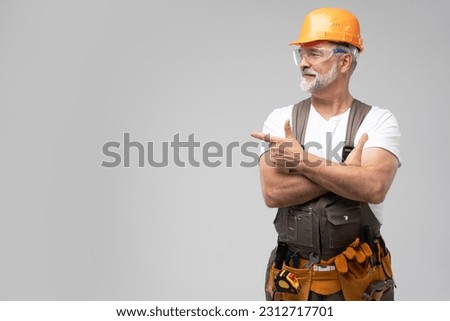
{"left": 300, "top": 61, "right": 338, "bottom": 93}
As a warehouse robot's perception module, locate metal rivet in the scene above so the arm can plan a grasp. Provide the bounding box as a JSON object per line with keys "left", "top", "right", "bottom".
{"left": 343, "top": 215, "right": 349, "bottom": 221}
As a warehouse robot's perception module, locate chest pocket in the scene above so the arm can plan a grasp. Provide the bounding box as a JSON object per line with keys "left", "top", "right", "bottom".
{"left": 286, "top": 207, "right": 314, "bottom": 248}
{"left": 326, "top": 205, "right": 361, "bottom": 249}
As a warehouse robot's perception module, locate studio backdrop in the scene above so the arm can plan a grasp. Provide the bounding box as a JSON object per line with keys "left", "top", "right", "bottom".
{"left": 0, "top": 0, "right": 448, "bottom": 300}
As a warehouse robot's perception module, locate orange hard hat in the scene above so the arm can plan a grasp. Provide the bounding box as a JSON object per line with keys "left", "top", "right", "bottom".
{"left": 289, "top": 7, "right": 364, "bottom": 52}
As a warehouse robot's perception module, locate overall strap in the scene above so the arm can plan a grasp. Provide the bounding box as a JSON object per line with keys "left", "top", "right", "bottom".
{"left": 292, "top": 98, "right": 371, "bottom": 161}
{"left": 292, "top": 98, "right": 311, "bottom": 147}
{"left": 342, "top": 99, "right": 372, "bottom": 161}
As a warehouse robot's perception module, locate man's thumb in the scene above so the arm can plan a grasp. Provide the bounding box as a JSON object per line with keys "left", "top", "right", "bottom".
{"left": 355, "top": 133, "right": 369, "bottom": 151}
{"left": 284, "top": 119, "right": 293, "bottom": 138}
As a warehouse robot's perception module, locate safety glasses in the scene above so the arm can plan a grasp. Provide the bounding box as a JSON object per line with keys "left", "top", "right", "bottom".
{"left": 293, "top": 47, "right": 349, "bottom": 66}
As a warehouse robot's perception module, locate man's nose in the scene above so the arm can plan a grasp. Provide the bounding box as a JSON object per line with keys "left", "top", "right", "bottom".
{"left": 300, "top": 56, "right": 310, "bottom": 69}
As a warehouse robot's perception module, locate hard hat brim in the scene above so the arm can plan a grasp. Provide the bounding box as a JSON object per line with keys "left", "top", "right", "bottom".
{"left": 288, "top": 38, "right": 364, "bottom": 52}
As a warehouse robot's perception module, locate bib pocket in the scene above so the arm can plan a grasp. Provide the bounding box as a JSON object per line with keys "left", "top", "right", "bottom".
{"left": 286, "top": 207, "right": 314, "bottom": 247}
{"left": 326, "top": 205, "right": 361, "bottom": 249}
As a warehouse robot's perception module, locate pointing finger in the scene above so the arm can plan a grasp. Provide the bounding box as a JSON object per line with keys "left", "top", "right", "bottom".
{"left": 250, "top": 131, "right": 283, "bottom": 143}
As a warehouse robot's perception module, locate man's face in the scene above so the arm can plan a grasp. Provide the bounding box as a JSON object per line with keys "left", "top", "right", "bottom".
{"left": 298, "top": 42, "right": 339, "bottom": 93}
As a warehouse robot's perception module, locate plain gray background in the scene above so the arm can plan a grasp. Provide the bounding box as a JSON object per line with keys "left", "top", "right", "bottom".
{"left": 0, "top": 0, "right": 448, "bottom": 300}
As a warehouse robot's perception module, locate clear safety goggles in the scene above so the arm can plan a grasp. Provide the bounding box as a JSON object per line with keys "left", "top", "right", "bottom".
{"left": 293, "top": 47, "right": 349, "bottom": 66}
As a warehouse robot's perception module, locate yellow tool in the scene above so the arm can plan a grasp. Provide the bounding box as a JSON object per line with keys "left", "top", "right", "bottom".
{"left": 274, "top": 270, "right": 300, "bottom": 294}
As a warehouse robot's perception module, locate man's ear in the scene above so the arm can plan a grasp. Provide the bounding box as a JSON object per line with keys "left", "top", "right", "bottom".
{"left": 339, "top": 54, "right": 352, "bottom": 73}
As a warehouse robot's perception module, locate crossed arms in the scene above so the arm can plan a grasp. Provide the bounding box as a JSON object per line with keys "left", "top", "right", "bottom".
{"left": 251, "top": 120, "right": 399, "bottom": 208}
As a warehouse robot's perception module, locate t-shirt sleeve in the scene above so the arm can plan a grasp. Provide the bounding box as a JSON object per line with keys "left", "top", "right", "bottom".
{"left": 259, "top": 106, "right": 292, "bottom": 156}
{"left": 360, "top": 108, "right": 402, "bottom": 167}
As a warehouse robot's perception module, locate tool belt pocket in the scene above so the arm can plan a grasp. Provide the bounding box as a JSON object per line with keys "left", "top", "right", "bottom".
{"left": 326, "top": 205, "right": 361, "bottom": 249}
{"left": 338, "top": 262, "right": 375, "bottom": 301}
{"left": 337, "top": 240, "right": 394, "bottom": 301}
{"left": 265, "top": 262, "right": 279, "bottom": 301}
{"left": 270, "top": 263, "right": 312, "bottom": 301}
{"left": 378, "top": 242, "right": 393, "bottom": 279}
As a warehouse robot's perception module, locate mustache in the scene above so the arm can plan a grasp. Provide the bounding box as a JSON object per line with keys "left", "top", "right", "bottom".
{"left": 301, "top": 68, "right": 318, "bottom": 77}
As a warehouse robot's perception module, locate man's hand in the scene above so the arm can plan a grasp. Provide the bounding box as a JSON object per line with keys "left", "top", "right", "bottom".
{"left": 251, "top": 120, "right": 304, "bottom": 169}
{"left": 345, "top": 133, "right": 368, "bottom": 166}
{"left": 251, "top": 120, "right": 327, "bottom": 207}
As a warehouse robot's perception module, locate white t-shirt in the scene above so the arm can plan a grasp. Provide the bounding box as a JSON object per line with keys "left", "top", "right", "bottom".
{"left": 260, "top": 103, "right": 401, "bottom": 224}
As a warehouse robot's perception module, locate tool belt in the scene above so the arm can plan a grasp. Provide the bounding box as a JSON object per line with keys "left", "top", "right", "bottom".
{"left": 265, "top": 237, "right": 394, "bottom": 301}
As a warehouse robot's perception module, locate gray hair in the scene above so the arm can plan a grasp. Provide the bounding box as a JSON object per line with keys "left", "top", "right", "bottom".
{"left": 333, "top": 42, "right": 359, "bottom": 75}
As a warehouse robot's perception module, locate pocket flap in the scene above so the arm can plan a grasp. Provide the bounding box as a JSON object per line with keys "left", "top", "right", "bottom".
{"left": 326, "top": 206, "right": 361, "bottom": 226}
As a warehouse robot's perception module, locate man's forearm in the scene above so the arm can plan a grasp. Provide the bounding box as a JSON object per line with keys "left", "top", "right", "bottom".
{"left": 301, "top": 162, "right": 377, "bottom": 202}
{"left": 260, "top": 152, "right": 328, "bottom": 207}
{"left": 296, "top": 150, "right": 397, "bottom": 204}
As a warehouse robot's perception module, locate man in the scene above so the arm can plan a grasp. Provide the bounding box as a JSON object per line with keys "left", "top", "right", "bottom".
{"left": 251, "top": 7, "right": 401, "bottom": 301}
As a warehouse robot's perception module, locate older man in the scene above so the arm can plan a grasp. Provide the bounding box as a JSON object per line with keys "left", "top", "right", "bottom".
{"left": 251, "top": 7, "right": 401, "bottom": 301}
